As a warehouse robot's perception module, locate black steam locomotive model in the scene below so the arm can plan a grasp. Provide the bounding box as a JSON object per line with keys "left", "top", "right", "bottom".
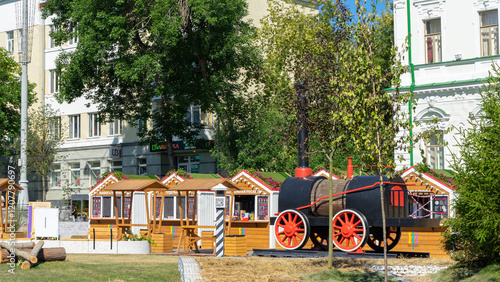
{"left": 274, "top": 83, "right": 440, "bottom": 252}
{"left": 274, "top": 173, "right": 440, "bottom": 252}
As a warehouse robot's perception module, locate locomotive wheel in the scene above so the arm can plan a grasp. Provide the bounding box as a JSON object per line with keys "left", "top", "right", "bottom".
{"left": 366, "top": 227, "right": 401, "bottom": 252}
{"left": 310, "top": 228, "right": 329, "bottom": 251}
{"left": 332, "top": 209, "right": 369, "bottom": 252}
{"left": 275, "top": 209, "right": 310, "bottom": 250}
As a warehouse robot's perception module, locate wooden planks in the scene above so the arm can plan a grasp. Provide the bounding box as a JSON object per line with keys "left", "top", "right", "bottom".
{"left": 225, "top": 236, "right": 247, "bottom": 256}
{"left": 151, "top": 233, "right": 173, "bottom": 253}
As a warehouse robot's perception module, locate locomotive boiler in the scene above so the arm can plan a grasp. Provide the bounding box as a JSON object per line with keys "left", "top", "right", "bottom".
{"left": 274, "top": 83, "right": 440, "bottom": 252}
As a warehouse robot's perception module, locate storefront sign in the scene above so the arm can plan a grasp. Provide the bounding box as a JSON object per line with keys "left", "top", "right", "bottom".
{"left": 215, "top": 196, "right": 225, "bottom": 208}
{"left": 150, "top": 140, "right": 213, "bottom": 152}
{"left": 109, "top": 146, "right": 121, "bottom": 158}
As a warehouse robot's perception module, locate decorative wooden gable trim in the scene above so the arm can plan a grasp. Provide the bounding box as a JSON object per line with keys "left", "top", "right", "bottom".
{"left": 400, "top": 167, "right": 454, "bottom": 196}
{"left": 231, "top": 170, "right": 273, "bottom": 195}
{"left": 313, "top": 169, "right": 340, "bottom": 180}
{"left": 160, "top": 172, "right": 185, "bottom": 188}
{"left": 89, "top": 174, "right": 120, "bottom": 196}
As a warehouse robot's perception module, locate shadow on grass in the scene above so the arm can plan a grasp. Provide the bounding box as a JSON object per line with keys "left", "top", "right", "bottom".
{"left": 301, "top": 268, "right": 399, "bottom": 282}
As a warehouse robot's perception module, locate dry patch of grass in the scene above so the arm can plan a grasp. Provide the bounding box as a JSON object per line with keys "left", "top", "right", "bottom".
{"left": 196, "top": 256, "right": 456, "bottom": 281}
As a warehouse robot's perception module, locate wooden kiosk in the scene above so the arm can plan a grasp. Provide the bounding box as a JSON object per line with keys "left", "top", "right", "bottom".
{"left": 0, "top": 179, "right": 23, "bottom": 238}
{"left": 99, "top": 179, "right": 171, "bottom": 239}
{"left": 391, "top": 167, "right": 456, "bottom": 258}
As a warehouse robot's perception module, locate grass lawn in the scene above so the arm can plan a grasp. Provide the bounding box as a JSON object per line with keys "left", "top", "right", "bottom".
{"left": 431, "top": 263, "right": 500, "bottom": 282}
{"left": 0, "top": 254, "right": 180, "bottom": 281}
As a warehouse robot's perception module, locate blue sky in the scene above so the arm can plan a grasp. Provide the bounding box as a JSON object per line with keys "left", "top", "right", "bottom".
{"left": 344, "top": 0, "right": 389, "bottom": 15}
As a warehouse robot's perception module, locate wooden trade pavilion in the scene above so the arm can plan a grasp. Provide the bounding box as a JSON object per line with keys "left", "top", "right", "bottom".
{"left": 169, "top": 178, "right": 241, "bottom": 253}
{"left": 0, "top": 179, "right": 23, "bottom": 237}
{"left": 101, "top": 179, "right": 171, "bottom": 239}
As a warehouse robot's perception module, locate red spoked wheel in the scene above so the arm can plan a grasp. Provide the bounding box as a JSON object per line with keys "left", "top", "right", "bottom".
{"left": 367, "top": 227, "right": 401, "bottom": 252}
{"left": 310, "top": 228, "right": 329, "bottom": 251}
{"left": 274, "top": 209, "right": 310, "bottom": 250}
{"left": 332, "top": 209, "right": 369, "bottom": 252}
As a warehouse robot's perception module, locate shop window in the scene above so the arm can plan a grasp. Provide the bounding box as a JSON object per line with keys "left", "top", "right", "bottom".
{"left": 163, "top": 196, "right": 175, "bottom": 219}
{"left": 410, "top": 192, "right": 448, "bottom": 219}
{"left": 257, "top": 195, "right": 269, "bottom": 220}
{"left": 480, "top": 10, "right": 499, "bottom": 57}
{"left": 50, "top": 163, "right": 61, "bottom": 187}
{"left": 177, "top": 155, "right": 200, "bottom": 173}
{"left": 137, "top": 158, "right": 147, "bottom": 175}
{"left": 102, "top": 196, "right": 112, "bottom": 218}
{"left": 92, "top": 197, "right": 101, "bottom": 217}
{"left": 111, "top": 160, "right": 122, "bottom": 172}
{"left": 6, "top": 31, "right": 14, "bottom": 53}
{"left": 124, "top": 196, "right": 131, "bottom": 218}
{"left": 69, "top": 115, "right": 81, "bottom": 139}
{"left": 88, "top": 161, "right": 100, "bottom": 187}
{"left": 116, "top": 196, "right": 122, "bottom": 218}
{"left": 233, "top": 195, "right": 255, "bottom": 221}
{"left": 176, "top": 196, "right": 186, "bottom": 219}
{"left": 424, "top": 19, "right": 442, "bottom": 63}
{"left": 88, "top": 113, "right": 101, "bottom": 137}
{"left": 114, "top": 195, "right": 130, "bottom": 218}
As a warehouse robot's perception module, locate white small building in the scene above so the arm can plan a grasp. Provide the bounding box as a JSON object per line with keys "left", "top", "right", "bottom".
{"left": 394, "top": 0, "right": 499, "bottom": 170}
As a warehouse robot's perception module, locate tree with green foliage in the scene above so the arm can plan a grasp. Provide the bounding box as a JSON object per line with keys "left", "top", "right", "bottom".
{"left": 42, "top": 0, "right": 260, "bottom": 170}
{"left": 0, "top": 47, "right": 35, "bottom": 159}
{"left": 443, "top": 63, "right": 500, "bottom": 267}
{"left": 26, "top": 106, "right": 66, "bottom": 202}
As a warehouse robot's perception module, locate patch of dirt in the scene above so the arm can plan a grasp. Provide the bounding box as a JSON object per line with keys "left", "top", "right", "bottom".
{"left": 195, "top": 256, "right": 455, "bottom": 281}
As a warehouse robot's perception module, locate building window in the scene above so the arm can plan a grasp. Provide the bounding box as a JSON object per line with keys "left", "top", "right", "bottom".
{"left": 49, "top": 25, "right": 57, "bottom": 48}
{"left": 137, "top": 158, "right": 147, "bottom": 175}
{"left": 109, "top": 119, "right": 122, "bottom": 135}
{"left": 426, "top": 130, "right": 445, "bottom": 170}
{"left": 185, "top": 105, "right": 201, "bottom": 124}
{"left": 177, "top": 155, "right": 200, "bottom": 173}
{"left": 68, "top": 115, "right": 81, "bottom": 139}
{"left": 111, "top": 160, "right": 122, "bottom": 172}
{"left": 480, "top": 10, "right": 499, "bottom": 57}
{"left": 50, "top": 116, "right": 62, "bottom": 139}
{"left": 6, "top": 31, "right": 14, "bottom": 53}
{"left": 70, "top": 163, "right": 81, "bottom": 186}
{"left": 50, "top": 163, "right": 61, "bottom": 187}
{"left": 424, "top": 19, "right": 442, "bottom": 63}
{"left": 136, "top": 119, "right": 145, "bottom": 134}
{"left": 68, "top": 24, "right": 78, "bottom": 45}
{"left": 49, "top": 70, "right": 59, "bottom": 93}
{"left": 89, "top": 161, "right": 100, "bottom": 187}
{"left": 88, "top": 113, "right": 100, "bottom": 137}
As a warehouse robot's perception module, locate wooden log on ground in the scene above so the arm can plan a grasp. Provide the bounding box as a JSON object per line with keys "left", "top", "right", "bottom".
{"left": 0, "top": 249, "right": 13, "bottom": 263}
{"left": 29, "top": 241, "right": 44, "bottom": 263}
{"left": 0, "top": 242, "right": 32, "bottom": 263}
{"left": 21, "top": 260, "right": 31, "bottom": 270}
{"left": 0, "top": 242, "right": 34, "bottom": 249}
{"left": 18, "top": 247, "right": 66, "bottom": 262}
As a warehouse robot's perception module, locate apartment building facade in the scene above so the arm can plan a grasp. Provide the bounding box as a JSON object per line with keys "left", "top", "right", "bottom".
{"left": 394, "top": 0, "right": 499, "bottom": 170}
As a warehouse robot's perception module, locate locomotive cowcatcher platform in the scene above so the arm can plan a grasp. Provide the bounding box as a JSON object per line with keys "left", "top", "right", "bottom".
{"left": 252, "top": 249, "right": 430, "bottom": 259}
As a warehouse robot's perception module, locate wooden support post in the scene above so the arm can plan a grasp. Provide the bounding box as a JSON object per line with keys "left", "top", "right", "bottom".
{"left": 0, "top": 192, "right": 3, "bottom": 233}
{"left": 159, "top": 193, "right": 164, "bottom": 233}
{"left": 152, "top": 191, "right": 157, "bottom": 233}
{"left": 228, "top": 191, "right": 234, "bottom": 235}
{"left": 121, "top": 193, "right": 125, "bottom": 225}
{"left": 144, "top": 192, "right": 151, "bottom": 238}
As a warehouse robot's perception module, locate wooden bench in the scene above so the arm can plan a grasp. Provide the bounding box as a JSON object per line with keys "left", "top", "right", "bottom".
{"left": 88, "top": 227, "right": 119, "bottom": 239}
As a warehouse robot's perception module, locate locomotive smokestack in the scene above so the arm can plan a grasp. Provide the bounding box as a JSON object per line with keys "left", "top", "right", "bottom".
{"left": 295, "top": 81, "right": 312, "bottom": 178}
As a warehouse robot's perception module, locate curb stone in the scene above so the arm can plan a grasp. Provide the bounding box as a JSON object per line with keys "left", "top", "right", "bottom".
{"left": 178, "top": 257, "right": 203, "bottom": 282}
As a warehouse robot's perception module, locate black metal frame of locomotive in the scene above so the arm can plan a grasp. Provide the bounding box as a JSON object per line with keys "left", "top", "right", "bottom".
{"left": 274, "top": 82, "right": 440, "bottom": 253}
{"left": 274, "top": 175, "right": 441, "bottom": 252}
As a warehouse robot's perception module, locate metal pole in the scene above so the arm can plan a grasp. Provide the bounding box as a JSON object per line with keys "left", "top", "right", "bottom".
{"left": 18, "top": 0, "right": 30, "bottom": 207}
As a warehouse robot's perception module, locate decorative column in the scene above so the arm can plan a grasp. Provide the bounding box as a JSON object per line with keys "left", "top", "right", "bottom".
{"left": 212, "top": 184, "right": 229, "bottom": 257}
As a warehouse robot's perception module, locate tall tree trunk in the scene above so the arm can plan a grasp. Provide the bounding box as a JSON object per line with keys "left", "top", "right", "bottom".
{"left": 42, "top": 175, "right": 46, "bottom": 202}
{"left": 166, "top": 136, "right": 176, "bottom": 171}
{"left": 375, "top": 107, "right": 388, "bottom": 282}
{"left": 327, "top": 151, "right": 334, "bottom": 269}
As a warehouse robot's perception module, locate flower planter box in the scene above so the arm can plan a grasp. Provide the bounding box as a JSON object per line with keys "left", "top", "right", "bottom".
{"left": 225, "top": 235, "right": 247, "bottom": 256}
{"left": 151, "top": 233, "right": 173, "bottom": 253}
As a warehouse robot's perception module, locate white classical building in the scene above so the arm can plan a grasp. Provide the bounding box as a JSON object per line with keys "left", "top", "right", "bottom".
{"left": 393, "top": 0, "right": 499, "bottom": 170}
